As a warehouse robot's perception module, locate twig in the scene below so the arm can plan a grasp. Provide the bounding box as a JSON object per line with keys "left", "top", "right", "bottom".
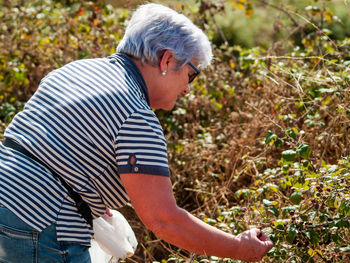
{"left": 246, "top": 102, "right": 284, "bottom": 132}
{"left": 208, "top": 9, "right": 228, "bottom": 46}
{"left": 205, "top": 5, "right": 238, "bottom": 65}
{"left": 292, "top": 12, "right": 341, "bottom": 59}
{"left": 293, "top": 95, "right": 328, "bottom": 125}
{"left": 256, "top": 55, "right": 342, "bottom": 66}
{"left": 256, "top": 0, "right": 299, "bottom": 27}
{"left": 189, "top": 253, "right": 197, "bottom": 263}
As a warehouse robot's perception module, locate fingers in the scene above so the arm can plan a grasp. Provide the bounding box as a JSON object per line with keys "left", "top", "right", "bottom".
{"left": 256, "top": 231, "right": 274, "bottom": 255}
{"left": 252, "top": 229, "right": 274, "bottom": 260}
{"left": 236, "top": 229, "right": 274, "bottom": 262}
{"left": 105, "top": 207, "right": 113, "bottom": 217}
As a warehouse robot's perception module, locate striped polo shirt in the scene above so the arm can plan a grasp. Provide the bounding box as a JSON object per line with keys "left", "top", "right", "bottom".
{"left": 0, "top": 53, "right": 170, "bottom": 245}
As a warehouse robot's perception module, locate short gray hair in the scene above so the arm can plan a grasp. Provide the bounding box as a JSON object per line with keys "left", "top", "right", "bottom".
{"left": 116, "top": 3, "right": 212, "bottom": 70}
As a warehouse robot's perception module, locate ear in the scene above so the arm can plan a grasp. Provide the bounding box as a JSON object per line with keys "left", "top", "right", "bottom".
{"left": 159, "top": 50, "right": 174, "bottom": 73}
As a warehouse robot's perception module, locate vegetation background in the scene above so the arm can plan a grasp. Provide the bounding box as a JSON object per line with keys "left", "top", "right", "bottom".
{"left": 0, "top": 0, "right": 349, "bottom": 262}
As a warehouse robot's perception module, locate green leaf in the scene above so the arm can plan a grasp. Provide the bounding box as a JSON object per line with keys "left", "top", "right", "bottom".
{"left": 286, "top": 224, "right": 298, "bottom": 244}
{"left": 203, "top": 218, "right": 217, "bottom": 225}
{"left": 264, "top": 130, "right": 277, "bottom": 145}
{"left": 297, "top": 144, "right": 311, "bottom": 159}
{"left": 275, "top": 138, "right": 283, "bottom": 148}
{"left": 263, "top": 199, "right": 274, "bottom": 207}
{"left": 337, "top": 220, "right": 350, "bottom": 228}
{"left": 265, "top": 183, "right": 279, "bottom": 192}
{"left": 268, "top": 207, "right": 279, "bottom": 217}
{"left": 274, "top": 219, "right": 289, "bottom": 230}
{"left": 286, "top": 127, "right": 298, "bottom": 139}
{"left": 290, "top": 192, "right": 303, "bottom": 205}
{"left": 282, "top": 150, "right": 297, "bottom": 164}
{"left": 0, "top": 103, "right": 17, "bottom": 122}
{"left": 339, "top": 198, "right": 350, "bottom": 216}
{"left": 332, "top": 233, "right": 342, "bottom": 244}
{"left": 300, "top": 214, "right": 308, "bottom": 221}
{"left": 307, "top": 229, "right": 320, "bottom": 246}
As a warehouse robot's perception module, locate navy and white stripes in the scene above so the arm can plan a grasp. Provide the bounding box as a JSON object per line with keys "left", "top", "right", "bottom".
{"left": 0, "top": 53, "right": 169, "bottom": 245}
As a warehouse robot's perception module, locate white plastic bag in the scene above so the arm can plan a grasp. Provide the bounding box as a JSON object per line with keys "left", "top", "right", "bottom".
{"left": 90, "top": 209, "right": 138, "bottom": 262}
{"left": 90, "top": 239, "right": 114, "bottom": 263}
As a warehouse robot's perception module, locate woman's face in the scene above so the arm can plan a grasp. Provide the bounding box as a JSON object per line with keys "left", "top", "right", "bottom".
{"left": 149, "top": 58, "right": 197, "bottom": 111}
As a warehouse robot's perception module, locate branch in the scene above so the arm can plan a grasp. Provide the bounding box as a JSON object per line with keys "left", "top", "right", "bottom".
{"left": 256, "top": 0, "right": 299, "bottom": 27}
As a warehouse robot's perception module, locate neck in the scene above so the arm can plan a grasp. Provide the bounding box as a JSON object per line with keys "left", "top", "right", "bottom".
{"left": 131, "top": 58, "right": 155, "bottom": 83}
{"left": 131, "top": 58, "right": 160, "bottom": 108}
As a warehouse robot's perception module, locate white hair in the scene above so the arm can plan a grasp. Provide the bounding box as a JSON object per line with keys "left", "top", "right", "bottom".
{"left": 116, "top": 3, "right": 212, "bottom": 69}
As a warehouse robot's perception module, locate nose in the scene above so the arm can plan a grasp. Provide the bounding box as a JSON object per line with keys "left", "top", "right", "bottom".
{"left": 183, "top": 85, "right": 190, "bottom": 95}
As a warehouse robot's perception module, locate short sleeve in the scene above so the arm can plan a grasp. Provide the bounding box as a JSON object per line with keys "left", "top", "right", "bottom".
{"left": 116, "top": 109, "right": 170, "bottom": 176}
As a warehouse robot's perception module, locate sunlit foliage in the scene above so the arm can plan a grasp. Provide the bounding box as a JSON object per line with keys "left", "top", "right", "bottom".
{"left": 0, "top": 1, "right": 349, "bottom": 262}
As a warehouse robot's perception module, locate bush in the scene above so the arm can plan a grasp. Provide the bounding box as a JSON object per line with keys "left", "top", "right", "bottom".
{"left": 1, "top": 0, "right": 349, "bottom": 262}
{"left": 0, "top": 0, "right": 125, "bottom": 103}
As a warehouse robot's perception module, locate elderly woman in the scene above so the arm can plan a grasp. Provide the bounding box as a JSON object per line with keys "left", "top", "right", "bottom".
{"left": 0, "top": 3, "right": 273, "bottom": 263}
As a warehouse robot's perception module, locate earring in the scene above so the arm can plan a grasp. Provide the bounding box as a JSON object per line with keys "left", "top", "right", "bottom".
{"left": 162, "top": 70, "right": 167, "bottom": 76}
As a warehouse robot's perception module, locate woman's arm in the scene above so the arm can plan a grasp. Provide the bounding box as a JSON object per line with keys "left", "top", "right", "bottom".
{"left": 120, "top": 173, "right": 273, "bottom": 262}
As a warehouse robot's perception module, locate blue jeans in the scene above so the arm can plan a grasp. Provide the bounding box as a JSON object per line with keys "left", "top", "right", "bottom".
{"left": 0, "top": 203, "right": 91, "bottom": 263}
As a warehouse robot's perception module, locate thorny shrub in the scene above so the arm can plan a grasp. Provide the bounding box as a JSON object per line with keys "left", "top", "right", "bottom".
{"left": 0, "top": 0, "right": 349, "bottom": 262}
{"left": 0, "top": 0, "right": 125, "bottom": 103}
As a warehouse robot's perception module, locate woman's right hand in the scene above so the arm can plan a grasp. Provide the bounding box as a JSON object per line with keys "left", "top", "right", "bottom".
{"left": 234, "top": 228, "right": 274, "bottom": 262}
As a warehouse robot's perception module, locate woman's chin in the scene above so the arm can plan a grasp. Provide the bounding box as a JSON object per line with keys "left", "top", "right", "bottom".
{"left": 150, "top": 100, "right": 176, "bottom": 111}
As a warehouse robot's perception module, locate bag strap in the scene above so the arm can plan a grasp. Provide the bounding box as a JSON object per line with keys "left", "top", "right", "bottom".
{"left": 3, "top": 138, "right": 93, "bottom": 228}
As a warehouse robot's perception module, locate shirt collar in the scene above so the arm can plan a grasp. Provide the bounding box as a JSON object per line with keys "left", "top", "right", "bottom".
{"left": 107, "top": 53, "right": 150, "bottom": 106}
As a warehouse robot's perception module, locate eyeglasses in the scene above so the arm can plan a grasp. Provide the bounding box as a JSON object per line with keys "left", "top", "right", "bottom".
{"left": 187, "top": 62, "right": 200, "bottom": 84}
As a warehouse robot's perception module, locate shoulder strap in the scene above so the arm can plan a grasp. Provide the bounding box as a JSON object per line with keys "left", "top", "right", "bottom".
{"left": 3, "top": 138, "right": 93, "bottom": 228}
